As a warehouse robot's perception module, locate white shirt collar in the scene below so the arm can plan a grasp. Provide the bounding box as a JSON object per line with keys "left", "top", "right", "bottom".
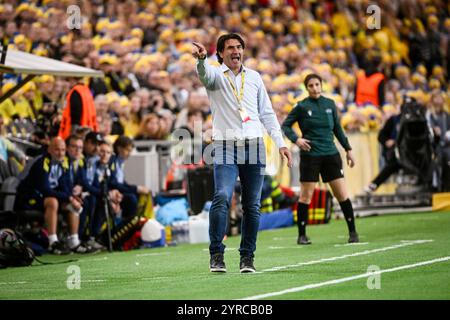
{"left": 220, "top": 63, "right": 246, "bottom": 74}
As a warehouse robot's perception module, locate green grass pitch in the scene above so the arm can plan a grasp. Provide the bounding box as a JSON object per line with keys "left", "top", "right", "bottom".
{"left": 1, "top": 211, "right": 449, "bottom": 300}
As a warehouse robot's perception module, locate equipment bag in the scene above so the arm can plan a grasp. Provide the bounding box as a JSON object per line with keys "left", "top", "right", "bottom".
{"left": 186, "top": 166, "right": 214, "bottom": 215}
{"left": 0, "top": 228, "right": 35, "bottom": 269}
{"left": 308, "top": 188, "right": 333, "bottom": 224}
{"left": 101, "top": 216, "right": 147, "bottom": 251}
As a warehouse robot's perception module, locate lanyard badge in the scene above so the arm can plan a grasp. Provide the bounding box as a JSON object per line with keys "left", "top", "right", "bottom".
{"left": 224, "top": 70, "right": 250, "bottom": 123}
{"left": 238, "top": 107, "right": 250, "bottom": 123}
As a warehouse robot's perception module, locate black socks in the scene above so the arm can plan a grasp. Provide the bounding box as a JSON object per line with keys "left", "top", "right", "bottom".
{"left": 297, "top": 202, "right": 309, "bottom": 236}
{"left": 297, "top": 199, "right": 356, "bottom": 237}
{"left": 339, "top": 198, "right": 356, "bottom": 233}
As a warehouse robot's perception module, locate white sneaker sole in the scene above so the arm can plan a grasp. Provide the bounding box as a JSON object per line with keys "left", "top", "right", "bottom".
{"left": 240, "top": 267, "right": 256, "bottom": 273}
{"left": 210, "top": 267, "right": 227, "bottom": 273}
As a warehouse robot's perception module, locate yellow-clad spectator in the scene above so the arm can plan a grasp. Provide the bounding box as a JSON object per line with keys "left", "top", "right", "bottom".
{"left": 0, "top": 82, "right": 18, "bottom": 123}
{"left": 34, "top": 75, "right": 55, "bottom": 112}
{"left": 331, "top": 10, "right": 352, "bottom": 38}
{"left": 14, "top": 82, "right": 38, "bottom": 120}
{"left": 13, "top": 34, "right": 32, "bottom": 52}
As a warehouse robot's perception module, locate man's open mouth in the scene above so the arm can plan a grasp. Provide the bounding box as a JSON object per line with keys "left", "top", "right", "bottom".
{"left": 231, "top": 55, "right": 240, "bottom": 62}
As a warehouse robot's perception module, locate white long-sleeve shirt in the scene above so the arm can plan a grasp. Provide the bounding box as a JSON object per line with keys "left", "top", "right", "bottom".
{"left": 196, "top": 58, "right": 286, "bottom": 149}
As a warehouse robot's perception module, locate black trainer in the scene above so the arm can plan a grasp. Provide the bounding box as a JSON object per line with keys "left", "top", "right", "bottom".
{"left": 240, "top": 256, "right": 256, "bottom": 273}
{"left": 48, "top": 241, "right": 71, "bottom": 255}
{"left": 71, "top": 242, "right": 100, "bottom": 254}
{"left": 348, "top": 231, "right": 360, "bottom": 243}
{"left": 297, "top": 235, "right": 312, "bottom": 245}
{"left": 210, "top": 253, "right": 226, "bottom": 273}
{"left": 86, "top": 238, "right": 107, "bottom": 251}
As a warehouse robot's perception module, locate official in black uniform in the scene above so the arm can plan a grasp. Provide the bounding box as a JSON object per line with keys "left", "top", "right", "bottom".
{"left": 282, "top": 74, "right": 359, "bottom": 244}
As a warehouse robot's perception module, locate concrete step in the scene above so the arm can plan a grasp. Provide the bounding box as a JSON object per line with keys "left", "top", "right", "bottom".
{"left": 333, "top": 193, "right": 432, "bottom": 218}
{"left": 334, "top": 206, "right": 433, "bottom": 219}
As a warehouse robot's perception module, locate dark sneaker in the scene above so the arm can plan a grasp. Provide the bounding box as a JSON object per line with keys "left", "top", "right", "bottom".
{"left": 210, "top": 253, "right": 226, "bottom": 273}
{"left": 71, "top": 242, "right": 99, "bottom": 254}
{"left": 348, "top": 231, "right": 359, "bottom": 243}
{"left": 364, "top": 183, "right": 377, "bottom": 195}
{"left": 86, "top": 238, "right": 106, "bottom": 251}
{"left": 297, "top": 235, "right": 312, "bottom": 245}
{"left": 240, "top": 256, "right": 256, "bottom": 273}
{"left": 48, "top": 241, "right": 71, "bottom": 255}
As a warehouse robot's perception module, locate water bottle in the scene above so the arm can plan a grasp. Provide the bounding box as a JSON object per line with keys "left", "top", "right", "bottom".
{"left": 171, "top": 222, "right": 179, "bottom": 244}
{"left": 182, "top": 221, "right": 189, "bottom": 243}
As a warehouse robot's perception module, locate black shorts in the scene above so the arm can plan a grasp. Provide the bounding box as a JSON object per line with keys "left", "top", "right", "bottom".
{"left": 300, "top": 153, "right": 344, "bottom": 183}
{"left": 14, "top": 194, "right": 44, "bottom": 212}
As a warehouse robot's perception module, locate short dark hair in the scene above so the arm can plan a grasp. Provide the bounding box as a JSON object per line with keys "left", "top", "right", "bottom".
{"left": 216, "top": 33, "right": 245, "bottom": 64}
{"left": 113, "top": 135, "right": 134, "bottom": 154}
{"left": 304, "top": 73, "right": 323, "bottom": 87}
{"left": 85, "top": 131, "right": 104, "bottom": 144}
{"left": 66, "top": 134, "right": 83, "bottom": 147}
{"left": 99, "top": 140, "right": 111, "bottom": 147}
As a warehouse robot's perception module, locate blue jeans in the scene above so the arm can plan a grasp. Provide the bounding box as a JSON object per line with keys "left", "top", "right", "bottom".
{"left": 209, "top": 140, "right": 265, "bottom": 258}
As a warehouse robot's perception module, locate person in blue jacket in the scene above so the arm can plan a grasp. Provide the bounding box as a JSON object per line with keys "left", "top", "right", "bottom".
{"left": 66, "top": 134, "right": 104, "bottom": 251}
{"left": 93, "top": 141, "right": 124, "bottom": 226}
{"left": 15, "top": 137, "right": 88, "bottom": 254}
{"left": 109, "top": 135, "right": 150, "bottom": 220}
{"left": 79, "top": 131, "right": 108, "bottom": 240}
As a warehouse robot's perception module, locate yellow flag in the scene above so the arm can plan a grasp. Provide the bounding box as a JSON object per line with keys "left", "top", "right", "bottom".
{"left": 137, "top": 194, "right": 155, "bottom": 219}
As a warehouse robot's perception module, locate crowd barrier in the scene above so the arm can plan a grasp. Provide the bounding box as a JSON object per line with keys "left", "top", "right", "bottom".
{"left": 124, "top": 140, "right": 175, "bottom": 193}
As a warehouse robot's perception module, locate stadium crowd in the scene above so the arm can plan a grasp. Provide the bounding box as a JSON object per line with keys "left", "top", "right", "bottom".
{"left": 0, "top": 0, "right": 449, "bottom": 253}
{"left": 1, "top": 0, "right": 449, "bottom": 139}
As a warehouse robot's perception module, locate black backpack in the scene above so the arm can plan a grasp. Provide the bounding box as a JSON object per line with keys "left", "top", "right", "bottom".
{"left": 0, "top": 228, "right": 35, "bottom": 269}
{"left": 396, "top": 97, "right": 434, "bottom": 186}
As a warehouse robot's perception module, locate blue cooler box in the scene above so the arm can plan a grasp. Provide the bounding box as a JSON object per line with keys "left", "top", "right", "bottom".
{"left": 258, "top": 208, "right": 294, "bottom": 231}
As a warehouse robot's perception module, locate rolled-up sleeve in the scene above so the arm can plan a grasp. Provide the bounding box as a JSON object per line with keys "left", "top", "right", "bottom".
{"left": 196, "top": 58, "right": 217, "bottom": 90}
{"left": 257, "top": 77, "right": 286, "bottom": 149}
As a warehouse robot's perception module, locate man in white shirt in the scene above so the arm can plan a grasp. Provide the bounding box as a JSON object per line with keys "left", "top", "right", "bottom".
{"left": 192, "top": 33, "right": 292, "bottom": 273}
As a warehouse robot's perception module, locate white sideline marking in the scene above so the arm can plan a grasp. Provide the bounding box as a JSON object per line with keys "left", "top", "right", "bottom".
{"left": 268, "top": 246, "right": 301, "bottom": 250}
{"left": 334, "top": 242, "right": 369, "bottom": 247}
{"left": 78, "top": 256, "right": 108, "bottom": 263}
{"left": 338, "top": 235, "right": 366, "bottom": 239}
{"left": 135, "top": 252, "right": 171, "bottom": 258}
{"left": 241, "top": 256, "right": 450, "bottom": 300}
{"left": 261, "top": 240, "right": 433, "bottom": 272}
{"left": 0, "top": 281, "right": 28, "bottom": 285}
{"left": 141, "top": 276, "right": 171, "bottom": 281}
{"left": 81, "top": 279, "right": 106, "bottom": 283}
{"left": 202, "top": 247, "right": 237, "bottom": 252}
